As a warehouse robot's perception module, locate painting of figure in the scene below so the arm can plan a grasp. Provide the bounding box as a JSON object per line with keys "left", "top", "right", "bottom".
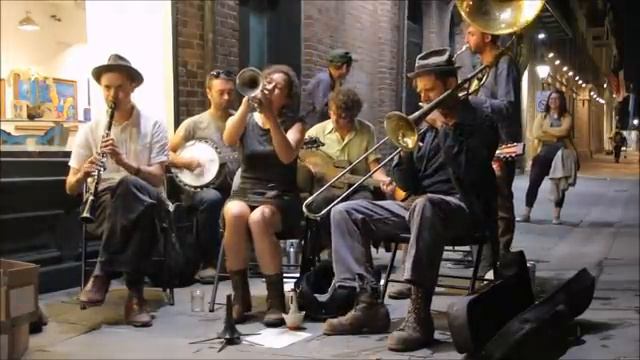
{"left": 12, "top": 74, "right": 77, "bottom": 121}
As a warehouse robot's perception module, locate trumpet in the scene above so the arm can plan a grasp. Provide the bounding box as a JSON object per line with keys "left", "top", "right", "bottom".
{"left": 236, "top": 67, "right": 263, "bottom": 98}
{"left": 236, "top": 66, "right": 270, "bottom": 112}
{"left": 302, "top": 0, "right": 544, "bottom": 220}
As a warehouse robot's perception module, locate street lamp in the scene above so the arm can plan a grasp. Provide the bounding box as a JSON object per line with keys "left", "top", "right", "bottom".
{"left": 535, "top": 64, "right": 550, "bottom": 79}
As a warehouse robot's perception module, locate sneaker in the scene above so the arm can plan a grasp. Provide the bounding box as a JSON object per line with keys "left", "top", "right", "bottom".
{"left": 194, "top": 267, "right": 219, "bottom": 284}
{"left": 387, "top": 283, "right": 412, "bottom": 300}
{"left": 552, "top": 218, "right": 562, "bottom": 225}
{"left": 516, "top": 214, "right": 531, "bottom": 223}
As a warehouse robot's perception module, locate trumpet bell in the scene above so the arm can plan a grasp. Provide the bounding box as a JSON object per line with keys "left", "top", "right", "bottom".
{"left": 456, "top": 0, "right": 545, "bottom": 35}
{"left": 384, "top": 111, "right": 418, "bottom": 152}
{"left": 236, "top": 67, "right": 263, "bottom": 98}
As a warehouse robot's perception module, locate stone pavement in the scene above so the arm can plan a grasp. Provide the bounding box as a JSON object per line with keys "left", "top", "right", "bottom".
{"left": 26, "top": 153, "right": 639, "bottom": 359}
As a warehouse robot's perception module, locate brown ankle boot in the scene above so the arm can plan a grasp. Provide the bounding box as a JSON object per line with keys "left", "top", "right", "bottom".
{"left": 387, "top": 286, "right": 434, "bottom": 352}
{"left": 263, "top": 273, "right": 285, "bottom": 327}
{"left": 229, "top": 269, "right": 252, "bottom": 324}
{"left": 124, "top": 289, "right": 153, "bottom": 327}
{"left": 79, "top": 275, "right": 111, "bottom": 307}
{"left": 323, "top": 288, "right": 390, "bottom": 335}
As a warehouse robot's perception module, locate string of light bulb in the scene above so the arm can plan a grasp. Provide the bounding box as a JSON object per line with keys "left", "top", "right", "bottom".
{"left": 543, "top": 51, "right": 607, "bottom": 105}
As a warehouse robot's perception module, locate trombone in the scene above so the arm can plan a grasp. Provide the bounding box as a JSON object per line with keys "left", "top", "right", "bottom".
{"left": 302, "top": 0, "right": 544, "bottom": 220}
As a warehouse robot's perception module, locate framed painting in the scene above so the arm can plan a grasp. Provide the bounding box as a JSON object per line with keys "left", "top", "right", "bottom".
{"left": 11, "top": 74, "right": 78, "bottom": 121}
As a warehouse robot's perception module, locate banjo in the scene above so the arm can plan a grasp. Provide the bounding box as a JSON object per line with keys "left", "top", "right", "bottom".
{"left": 171, "top": 139, "right": 230, "bottom": 191}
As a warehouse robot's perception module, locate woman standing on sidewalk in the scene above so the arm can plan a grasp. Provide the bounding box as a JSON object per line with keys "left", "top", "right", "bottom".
{"left": 518, "top": 89, "right": 576, "bottom": 224}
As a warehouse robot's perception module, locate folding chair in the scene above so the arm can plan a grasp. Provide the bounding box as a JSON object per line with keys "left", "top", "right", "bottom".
{"left": 380, "top": 232, "right": 496, "bottom": 302}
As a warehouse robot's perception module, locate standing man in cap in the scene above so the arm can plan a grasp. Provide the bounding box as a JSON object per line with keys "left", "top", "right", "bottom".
{"left": 300, "top": 49, "right": 355, "bottom": 128}
{"left": 322, "top": 48, "right": 499, "bottom": 352}
{"left": 465, "top": 25, "right": 522, "bottom": 274}
{"left": 65, "top": 54, "right": 169, "bottom": 327}
{"left": 168, "top": 69, "right": 240, "bottom": 284}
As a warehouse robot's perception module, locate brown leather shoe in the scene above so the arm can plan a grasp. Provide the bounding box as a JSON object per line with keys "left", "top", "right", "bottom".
{"left": 79, "top": 275, "right": 110, "bottom": 306}
{"left": 323, "top": 290, "right": 390, "bottom": 335}
{"left": 124, "top": 292, "right": 153, "bottom": 327}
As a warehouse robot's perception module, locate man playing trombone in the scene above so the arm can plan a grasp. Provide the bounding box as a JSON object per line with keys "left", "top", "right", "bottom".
{"left": 322, "top": 48, "right": 499, "bottom": 352}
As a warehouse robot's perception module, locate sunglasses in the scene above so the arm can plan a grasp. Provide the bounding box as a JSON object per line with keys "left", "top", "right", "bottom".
{"left": 208, "top": 69, "right": 235, "bottom": 80}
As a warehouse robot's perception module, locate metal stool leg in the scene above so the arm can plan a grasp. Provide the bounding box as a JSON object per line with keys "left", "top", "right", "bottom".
{"left": 381, "top": 242, "right": 400, "bottom": 303}
{"left": 160, "top": 208, "right": 175, "bottom": 305}
{"left": 164, "top": 230, "right": 175, "bottom": 306}
{"left": 80, "top": 224, "right": 88, "bottom": 289}
{"left": 469, "top": 242, "right": 484, "bottom": 294}
{"left": 80, "top": 224, "right": 89, "bottom": 310}
{"left": 209, "top": 242, "right": 226, "bottom": 312}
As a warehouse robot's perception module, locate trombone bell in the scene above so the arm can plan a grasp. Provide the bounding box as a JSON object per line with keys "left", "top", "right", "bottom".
{"left": 384, "top": 111, "right": 418, "bottom": 152}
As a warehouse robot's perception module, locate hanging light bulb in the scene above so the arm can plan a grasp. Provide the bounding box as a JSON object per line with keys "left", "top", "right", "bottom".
{"left": 18, "top": 11, "right": 40, "bottom": 31}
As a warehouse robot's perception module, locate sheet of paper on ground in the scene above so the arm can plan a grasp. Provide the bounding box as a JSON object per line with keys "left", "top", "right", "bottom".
{"left": 244, "top": 328, "right": 311, "bottom": 348}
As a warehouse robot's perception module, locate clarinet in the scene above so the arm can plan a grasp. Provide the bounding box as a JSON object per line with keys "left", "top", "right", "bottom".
{"left": 80, "top": 102, "right": 116, "bottom": 224}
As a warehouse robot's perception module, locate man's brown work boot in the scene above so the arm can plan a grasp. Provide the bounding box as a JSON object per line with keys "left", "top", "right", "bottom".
{"left": 323, "top": 288, "right": 390, "bottom": 335}
{"left": 387, "top": 286, "right": 434, "bottom": 352}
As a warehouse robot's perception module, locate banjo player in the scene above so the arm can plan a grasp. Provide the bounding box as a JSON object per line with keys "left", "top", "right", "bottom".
{"left": 168, "top": 69, "right": 240, "bottom": 284}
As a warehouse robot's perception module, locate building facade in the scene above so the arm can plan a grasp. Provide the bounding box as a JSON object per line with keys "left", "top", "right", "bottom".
{"left": 174, "top": 0, "right": 406, "bottom": 150}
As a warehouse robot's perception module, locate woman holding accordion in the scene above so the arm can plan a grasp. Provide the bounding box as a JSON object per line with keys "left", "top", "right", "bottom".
{"left": 222, "top": 64, "right": 305, "bottom": 327}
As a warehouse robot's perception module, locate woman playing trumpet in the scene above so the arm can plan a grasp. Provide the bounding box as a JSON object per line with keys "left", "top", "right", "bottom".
{"left": 222, "top": 65, "right": 305, "bottom": 327}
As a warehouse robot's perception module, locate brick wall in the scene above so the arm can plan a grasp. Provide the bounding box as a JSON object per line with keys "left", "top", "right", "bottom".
{"left": 212, "top": 0, "right": 240, "bottom": 72}
{"left": 173, "top": 0, "right": 403, "bottom": 140}
{"left": 301, "top": 0, "right": 404, "bottom": 151}
{"left": 174, "top": 0, "right": 240, "bottom": 124}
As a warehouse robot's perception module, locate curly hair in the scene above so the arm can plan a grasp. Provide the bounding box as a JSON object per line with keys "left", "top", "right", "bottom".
{"left": 262, "top": 64, "right": 300, "bottom": 114}
{"left": 544, "top": 89, "right": 568, "bottom": 117}
{"left": 328, "top": 87, "right": 363, "bottom": 120}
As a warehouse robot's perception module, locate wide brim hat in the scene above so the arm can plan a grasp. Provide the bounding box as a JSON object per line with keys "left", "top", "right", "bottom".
{"left": 407, "top": 47, "right": 461, "bottom": 79}
{"left": 91, "top": 54, "right": 144, "bottom": 86}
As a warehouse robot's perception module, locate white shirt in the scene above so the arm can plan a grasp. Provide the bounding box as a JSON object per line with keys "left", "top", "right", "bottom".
{"left": 68, "top": 105, "right": 169, "bottom": 190}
